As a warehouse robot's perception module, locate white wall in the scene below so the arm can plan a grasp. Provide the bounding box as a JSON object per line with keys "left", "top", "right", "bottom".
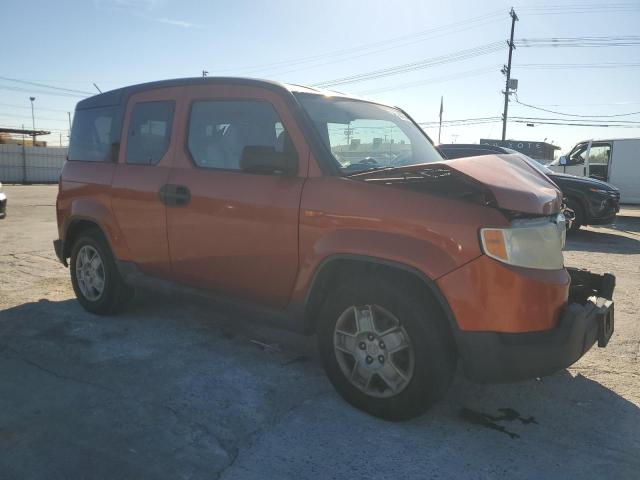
{"left": 0, "top": 144, "right": 67, "bottom": 183}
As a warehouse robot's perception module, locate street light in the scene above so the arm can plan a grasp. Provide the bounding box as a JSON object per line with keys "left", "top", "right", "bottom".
{"left": 29, "top": 96, "right": 36, "bottom": 146}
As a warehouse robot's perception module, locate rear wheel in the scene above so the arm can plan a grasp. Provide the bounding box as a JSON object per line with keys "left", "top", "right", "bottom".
{"left": 70, "top": 230, "right": 134, "bottom": 314}
{"left": 565, "top": 197, "right": 585, "bottom": 232}
{"left": 317, "top": 276, "right": 456, "bottom": 420}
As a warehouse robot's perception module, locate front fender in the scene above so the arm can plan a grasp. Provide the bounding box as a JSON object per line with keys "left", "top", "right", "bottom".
{"left": 290, "top": 226, "right": 480, "bottom": 309}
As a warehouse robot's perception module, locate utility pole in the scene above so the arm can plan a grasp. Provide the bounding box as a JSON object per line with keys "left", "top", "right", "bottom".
{"left": 344, "top": 125, "right": 354, "bottom": 146}
{"left": 438, "top": 96, "right": 443, "bottom": 144}
{"left": 501, "top": 7, "right": 518, "bottom": 141}
{"left": 202, "top": 70, "right": 209, "bottom": 77}
{"left": 30, "top": 96, "right": 36, "bottom": 145}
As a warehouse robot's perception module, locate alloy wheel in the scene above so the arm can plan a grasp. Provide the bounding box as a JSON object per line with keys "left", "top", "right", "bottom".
{"left": 333, "top": 305, "right": 415, "bottom": 398}
{"left": 75, "top": 245, "right": 105, "bottom": 301}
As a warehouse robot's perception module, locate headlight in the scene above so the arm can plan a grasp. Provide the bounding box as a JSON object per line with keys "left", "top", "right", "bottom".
{"left": 480, "top": 214, "right": 566, "bottom": 270}
{"left": 589, "top": 187, "right": 614, "bottom": 195}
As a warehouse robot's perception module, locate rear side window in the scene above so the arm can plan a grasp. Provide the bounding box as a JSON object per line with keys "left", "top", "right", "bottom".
{"left": 68, "top": 106, "right": 119, "bottom": 162}
{"left": 126, "top": 101, "right": 175, "bottom": 165}
{"left": 187, "top": 100, "right": 295, "bottom": 171}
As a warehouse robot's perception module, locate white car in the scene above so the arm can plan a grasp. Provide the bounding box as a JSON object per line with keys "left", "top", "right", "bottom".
{"left": 0, "top": 182, "right": 6, "bottom": 218}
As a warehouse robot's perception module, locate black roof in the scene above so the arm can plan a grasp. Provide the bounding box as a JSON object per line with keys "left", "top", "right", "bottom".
{"left": 75, "top": 77, "right": 324, "bottom": 110}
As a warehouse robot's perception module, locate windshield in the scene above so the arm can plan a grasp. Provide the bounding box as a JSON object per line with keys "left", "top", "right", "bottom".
{"left": 295, "top": 94, "right": 443, "bottom": 174}
{"left": 502, "top": 148, "right": 553, "bottom": 175}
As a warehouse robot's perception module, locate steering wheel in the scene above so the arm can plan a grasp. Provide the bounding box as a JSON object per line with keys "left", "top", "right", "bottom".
{"left": 358, "top": 157, "right": 378, "bottom": 165}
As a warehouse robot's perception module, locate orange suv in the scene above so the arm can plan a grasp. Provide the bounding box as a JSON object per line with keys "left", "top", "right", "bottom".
{"left": 55, "top": 78, "right": 615, "bottom": 420}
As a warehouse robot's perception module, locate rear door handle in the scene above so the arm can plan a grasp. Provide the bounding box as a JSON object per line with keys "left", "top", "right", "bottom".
{"left": 159, "top": 184, "right": 191, "bottom": 206}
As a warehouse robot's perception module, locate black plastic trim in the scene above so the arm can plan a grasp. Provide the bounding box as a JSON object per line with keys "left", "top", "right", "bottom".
{"left": 303, "top": 253, "right": 459, "bottom": 333}
{"left": 457, "top": 269, "right": 616, "bottom": 383}
{"left": 53, "top": 239, "right": 66, "bottom": 266}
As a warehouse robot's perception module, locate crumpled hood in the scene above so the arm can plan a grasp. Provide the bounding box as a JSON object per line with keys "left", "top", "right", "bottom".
{"left": 443, "top": 154, "right": 562, "bottom": 214}
{"left": 353, "top": 154, "right": 563, "bottom": 215}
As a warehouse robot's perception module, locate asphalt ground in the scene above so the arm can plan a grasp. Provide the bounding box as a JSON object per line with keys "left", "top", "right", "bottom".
{"left": 1, "top": 185, "right": 638, "bottom": 479}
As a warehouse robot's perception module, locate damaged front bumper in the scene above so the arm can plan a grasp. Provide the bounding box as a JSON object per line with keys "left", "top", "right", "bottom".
{"left": 457, "top": 268, "right": 615, "bottom": 383}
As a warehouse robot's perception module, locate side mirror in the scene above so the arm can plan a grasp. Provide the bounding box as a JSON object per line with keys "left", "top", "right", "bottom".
{"left": 240, "top": 145, "right": 297, "bottom": 175}
{"left": 559, "top": 155, "right": 567, "bottom": 166}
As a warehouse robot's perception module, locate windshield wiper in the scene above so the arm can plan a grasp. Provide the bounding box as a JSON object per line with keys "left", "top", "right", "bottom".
{"left": 344, "top": 166, "right": 398, "bottom": 177}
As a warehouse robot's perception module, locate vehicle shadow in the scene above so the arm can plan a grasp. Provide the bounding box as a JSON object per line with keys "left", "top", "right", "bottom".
{"left": 2, "top": 295, "right": 639, "bottom": 478}
{"left": 565, "top": 226, "right": 640, "bottom": 254}
{"left": 611, "top": 214, "right": 640, "bottom": 234}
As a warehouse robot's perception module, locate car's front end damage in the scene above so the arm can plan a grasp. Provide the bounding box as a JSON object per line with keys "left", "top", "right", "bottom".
{"left": 452, "top": 267, "right": 614, "bottom": 382}
{"left": 353, "top": 154, "right": 616, "bottom": 383}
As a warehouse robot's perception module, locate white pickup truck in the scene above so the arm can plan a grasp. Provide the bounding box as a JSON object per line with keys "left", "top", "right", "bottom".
{"left": 548, "top": 138, "right": 640, "bottom": 204}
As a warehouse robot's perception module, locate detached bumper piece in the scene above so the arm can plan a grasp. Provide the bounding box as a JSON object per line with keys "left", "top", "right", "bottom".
{"left": 458, "top": 268, "right": 615, "bottom": 383}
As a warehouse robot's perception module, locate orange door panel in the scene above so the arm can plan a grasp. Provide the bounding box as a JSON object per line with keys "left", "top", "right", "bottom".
{"left": 165, "top": 85, "right": 309, "bottom": 308}
{"left": 110, "top": 87, "right": 183, "bottom": 277}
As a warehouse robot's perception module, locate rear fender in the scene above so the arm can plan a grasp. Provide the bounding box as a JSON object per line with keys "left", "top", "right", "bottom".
{"left": 64, "top": 198, "right": 130, "bottom": 260}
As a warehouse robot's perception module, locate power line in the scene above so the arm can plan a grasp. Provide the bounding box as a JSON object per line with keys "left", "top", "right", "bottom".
{"left": 523, "top": 101, "right": 640, "bottom": 106}
{"left": 511, "top": 115, "right": 640, "bottom": 124}
{"left": 211, "top": 4, "right": 639, "bottom": 76}
{"left": 0, "top": 112, "right": 70, "bottom": 123}
{"left": 517, "top": 2, "right": 640, "bottom": 11}
{"left": 512, "top": 119, "right": 640, "bottom": 128}
{"left": 515, "top": 36, "right": 640, "bottom": 48}
{"left": 0, "top": 102, "right": 71, "bottom": 113}
{"left": 215, "top": 10, "right": 506, "bottom": 75}
{"left": 514, "top": 62, "right": 640, "bottom": 69}
{"left": 513, "top": 97, "right": 640, "bottom": 117}
{"left": 356, "top": 66, "right": 499, "bottom": 95}
{"left": 0, "top": 84, "right": 88, "bottom": 98}
{"left": 0, "top": 76, "right": 93, "bottom": 95}
{"left": 313, "top": 42, "right": 506, "bottom": 88}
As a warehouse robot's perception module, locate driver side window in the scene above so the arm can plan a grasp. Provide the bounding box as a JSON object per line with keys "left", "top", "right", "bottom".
{"left": 568, "top": 144, "right": 587, "bottom": 166}
{"left": 326, "top": 119, "right": 412, "bottom": 168}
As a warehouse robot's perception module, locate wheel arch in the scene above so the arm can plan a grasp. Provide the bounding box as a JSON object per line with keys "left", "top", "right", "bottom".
{"left": 63, "top": 217, "right": 111, "bottom": 260}
{"left": 302, "top": 254, "right": 459, "bottom": 349}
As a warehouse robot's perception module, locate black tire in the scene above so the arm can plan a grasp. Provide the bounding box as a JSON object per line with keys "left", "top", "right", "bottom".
{"left": 317, "top": 276, "right": 456, "bottom": 421}
{"left": 69, "top": 229, "right": 134, "bottom": 314}
{"left": 565, "top": 197, "right": 585, "bottom": 232}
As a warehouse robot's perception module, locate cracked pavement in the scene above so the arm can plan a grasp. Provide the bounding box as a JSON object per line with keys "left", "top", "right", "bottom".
{"left": 1, "top": 185, "right": 639, "bottom": 479}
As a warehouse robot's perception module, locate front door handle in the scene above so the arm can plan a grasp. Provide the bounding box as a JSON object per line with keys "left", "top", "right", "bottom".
{"left": 159, "top": 184, "right": 191, "bottom": 206}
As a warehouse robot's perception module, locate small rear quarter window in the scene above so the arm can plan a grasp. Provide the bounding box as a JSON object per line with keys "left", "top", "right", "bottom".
{"left": 68, "top": 106, "right": 119, "bottom": 162}
{"left": 126, "top": 101, "right": 175, "bottom": 165}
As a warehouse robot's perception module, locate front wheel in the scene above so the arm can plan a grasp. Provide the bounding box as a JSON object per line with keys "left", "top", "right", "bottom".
{"left": 317, "top": 276, "right": 456, "bottom": 420}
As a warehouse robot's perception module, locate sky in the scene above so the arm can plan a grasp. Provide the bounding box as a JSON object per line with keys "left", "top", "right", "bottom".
{"left": 1, "top": 0, "right": 639, "bottom": 154}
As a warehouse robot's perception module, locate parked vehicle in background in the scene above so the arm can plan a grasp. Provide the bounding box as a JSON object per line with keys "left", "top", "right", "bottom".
{"left": 0, "top": 182, "right": 7, "bottom": 218}
{"left": 54, "top": 78, "right": 615, "bottom": 420}
{"left": 438, "top": 144, "right": 620, "bottom": 231}
{"left": 548, "top": 138, "right": 640, "bottom": 204}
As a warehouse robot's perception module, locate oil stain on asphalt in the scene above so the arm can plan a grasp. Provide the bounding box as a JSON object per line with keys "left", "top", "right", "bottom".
{"left": 459, "top": 407, "right": 538, "bottom": 439}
